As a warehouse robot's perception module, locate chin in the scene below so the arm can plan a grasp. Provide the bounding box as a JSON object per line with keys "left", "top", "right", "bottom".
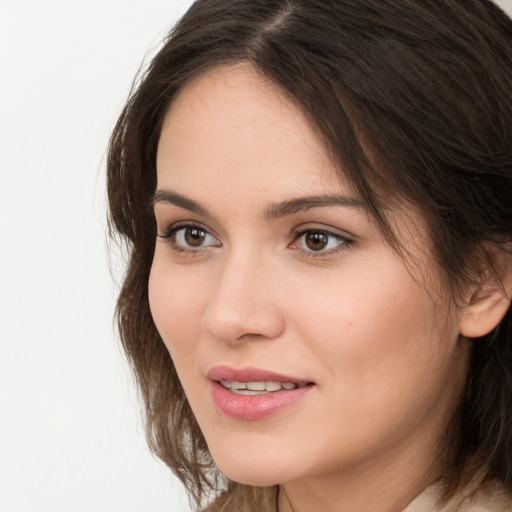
{"left": 209, "top": 445, "right": 293, "bottom": 487}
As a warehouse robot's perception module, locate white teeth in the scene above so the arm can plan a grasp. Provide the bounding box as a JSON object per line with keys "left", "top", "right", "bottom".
{"left": 219, "top": 380, "right": 299, "bottom": 392}
{"left": 265, "top": 381, "right": 282, "bottom": 392}
{"left": 219, "top": 380, "right": 247, "bottom": 390}
{"left": 230, "top": 389, "right": 268, "bottom": 395}
{"left": 246, "top": 381, "right": 266, "bottom": 391}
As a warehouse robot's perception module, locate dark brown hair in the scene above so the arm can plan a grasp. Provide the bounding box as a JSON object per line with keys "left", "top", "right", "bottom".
{"left": 107, "top": 0, "right": 512, "bottom": 509}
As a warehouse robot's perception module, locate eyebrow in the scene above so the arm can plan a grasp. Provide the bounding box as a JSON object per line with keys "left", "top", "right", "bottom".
{"left": 152, "top": 189, "right": 364, "bottom": 219}
{"left": 266, "top": 194, "right": 364, "bottom": 219}
{"left": 152, "top": 190, "right": 211, "bottom": 217}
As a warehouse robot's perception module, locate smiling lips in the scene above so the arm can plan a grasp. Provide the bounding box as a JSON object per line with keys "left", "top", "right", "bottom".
{"left": 219, "top": 379, "right": 301, "bottom": 394}
{"left": 208, "top": 366, "right": 315, "bottom": 420}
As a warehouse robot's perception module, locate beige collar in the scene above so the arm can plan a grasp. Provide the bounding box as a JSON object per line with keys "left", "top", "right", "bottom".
{"left": 403, "top": 480, "right": 512, "bottom": 512}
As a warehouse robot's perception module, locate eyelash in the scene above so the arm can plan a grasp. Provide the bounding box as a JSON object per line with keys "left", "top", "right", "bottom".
{"left": 157, "top": 222, "right": 220, "bottom": 255}
{"left": 157, "top": 222, "right": 354, "bottom": 258}
{"left": 290, "top": 227, "right": 353, "bottom": 258}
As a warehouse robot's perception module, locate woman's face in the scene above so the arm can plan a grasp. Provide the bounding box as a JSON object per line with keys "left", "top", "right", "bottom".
{"left": 149, "top": 64, "right": 469, "bottom": 488}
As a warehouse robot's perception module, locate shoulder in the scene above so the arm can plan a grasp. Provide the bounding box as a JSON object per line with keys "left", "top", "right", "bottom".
{"left": 405, "top": 480, "right": 512, "bottom": 512}
{"left": 456, "top": 483, "right": 512, "bottom": 512}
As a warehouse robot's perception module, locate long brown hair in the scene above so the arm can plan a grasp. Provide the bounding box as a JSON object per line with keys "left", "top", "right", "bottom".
{"left": 107, "top": 1, "right": 512, "bottom": 509}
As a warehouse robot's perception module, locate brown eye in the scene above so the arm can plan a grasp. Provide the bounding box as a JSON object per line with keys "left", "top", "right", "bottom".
{"left": 304, "top": 232, "right": 329, "bottom": 251}
{"left": 169, "top": 224, "right": 221, "bottom": 250}
{"left": 292, "top": 229, "right": 349, "bottom": 255}
{"left": 183, "top": 227, "right": 207, "bottom": 247}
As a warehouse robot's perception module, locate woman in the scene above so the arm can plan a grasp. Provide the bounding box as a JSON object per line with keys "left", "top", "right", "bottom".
{"left": 107, "top": 1, "right": 512, "bottom": 510}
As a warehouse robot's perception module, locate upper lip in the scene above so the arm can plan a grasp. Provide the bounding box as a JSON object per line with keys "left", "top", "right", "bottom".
{"left": 207, "top": 365, "right": 313, "bottom": 384}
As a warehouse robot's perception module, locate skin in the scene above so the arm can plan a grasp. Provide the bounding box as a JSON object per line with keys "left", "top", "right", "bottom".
{"left": 149, "top": 64, "right": 472, "bottom": 512}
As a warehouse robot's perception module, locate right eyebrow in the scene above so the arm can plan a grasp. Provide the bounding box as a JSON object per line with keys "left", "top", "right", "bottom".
{"left": 152, "top": 189, "right": 211, "bottom": 218}
{"left": 265, "top": 194, "right": 365, "bottom": 219}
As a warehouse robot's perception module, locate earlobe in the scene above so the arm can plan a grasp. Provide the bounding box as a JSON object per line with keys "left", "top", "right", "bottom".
{"left": 459, "top": 273, "right": 512, "bottom": 339}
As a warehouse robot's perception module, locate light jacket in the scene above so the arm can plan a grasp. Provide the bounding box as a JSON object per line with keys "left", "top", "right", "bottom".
{"left": 404, "top": 481, "right": 512, "bottom": 512}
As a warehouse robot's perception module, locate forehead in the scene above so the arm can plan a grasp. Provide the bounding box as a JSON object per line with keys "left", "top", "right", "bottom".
{"left": 156, "top": 63, "right": 346, "bottom": 198}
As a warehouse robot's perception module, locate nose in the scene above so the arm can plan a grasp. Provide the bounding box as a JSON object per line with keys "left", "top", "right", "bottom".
{"left": 201, "top": 251, "right": 285, "bottom": 345}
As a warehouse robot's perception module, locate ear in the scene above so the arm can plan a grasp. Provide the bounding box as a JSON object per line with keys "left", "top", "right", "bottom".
{"left": 459, "top": 255, "right": 512, "bottom": 339}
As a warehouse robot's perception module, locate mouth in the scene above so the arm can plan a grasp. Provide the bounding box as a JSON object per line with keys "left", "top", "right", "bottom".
{"left": 207, "top": 366, "right": 316, "bottom": 420}
{"left": 218, "top": 379, "right": 309, "bottom": 395}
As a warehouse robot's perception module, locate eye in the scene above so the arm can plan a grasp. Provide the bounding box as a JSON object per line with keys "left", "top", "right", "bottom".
{"left": 174, "top": 226, "right": 218, "bottom": 248}
{"left": 158, "top": 223, "right": 221, "bottom": 251}
{"left": 291, "top": 228, "right": 352, "bottom": 255}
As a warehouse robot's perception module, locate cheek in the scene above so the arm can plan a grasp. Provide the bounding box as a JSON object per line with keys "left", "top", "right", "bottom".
{"left": 277, "top": 263, "right": 463, "bottom": 467}
{"left": 287, "top": 255, "right": 456, "bottom": 397}
{"left": 148, "top": 256, "right": 206, "bottom": 366}
{"left": 290, "top": 257, "right": 428, "bottom": 345}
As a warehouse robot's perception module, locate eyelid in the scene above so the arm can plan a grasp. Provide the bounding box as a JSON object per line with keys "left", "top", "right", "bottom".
{"left": 289, "top": 224, "right": 355, "bottom": 256}
{"left": 157, "top": 220, "right": 217, "bottom": 239}
{"left": 291, "top": 223, "right": 355, "bottom": 241}
{"left": 157, "top": 221, "right": 221, "bottom": 254}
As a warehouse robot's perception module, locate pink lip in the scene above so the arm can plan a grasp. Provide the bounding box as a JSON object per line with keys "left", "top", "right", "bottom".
{"left": 207, "top": 365, "right": 315, "bottom": 420}
{"left": 207, "top": 365, "right": 311, "bottom": 384}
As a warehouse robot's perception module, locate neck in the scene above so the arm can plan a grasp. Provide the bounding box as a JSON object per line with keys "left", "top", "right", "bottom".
{"left": 277, "top": 437, "right": 447, "bottom": 512}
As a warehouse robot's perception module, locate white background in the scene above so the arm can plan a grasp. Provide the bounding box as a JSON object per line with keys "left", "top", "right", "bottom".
{"left": 0, "top": 1, "right": 194, "bottom": 511}
{"left": 1, "top": 1, "right": 511, "bottom": 511}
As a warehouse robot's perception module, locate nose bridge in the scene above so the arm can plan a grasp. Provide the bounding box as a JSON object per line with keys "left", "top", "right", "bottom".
{"left": 202, "top": 245, "right": 284, "bottom": 344}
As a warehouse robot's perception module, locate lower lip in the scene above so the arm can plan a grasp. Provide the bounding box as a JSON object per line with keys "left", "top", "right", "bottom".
{"left": 210, "top": 381, "right": 314, "bottom": 420}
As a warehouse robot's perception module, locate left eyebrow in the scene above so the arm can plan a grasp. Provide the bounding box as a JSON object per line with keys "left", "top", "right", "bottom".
{"left": 151, "top": 189, "right": 212, "bottom": 217}
{"left": 266, "top": 194, "right": 365, "bottom": 219}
